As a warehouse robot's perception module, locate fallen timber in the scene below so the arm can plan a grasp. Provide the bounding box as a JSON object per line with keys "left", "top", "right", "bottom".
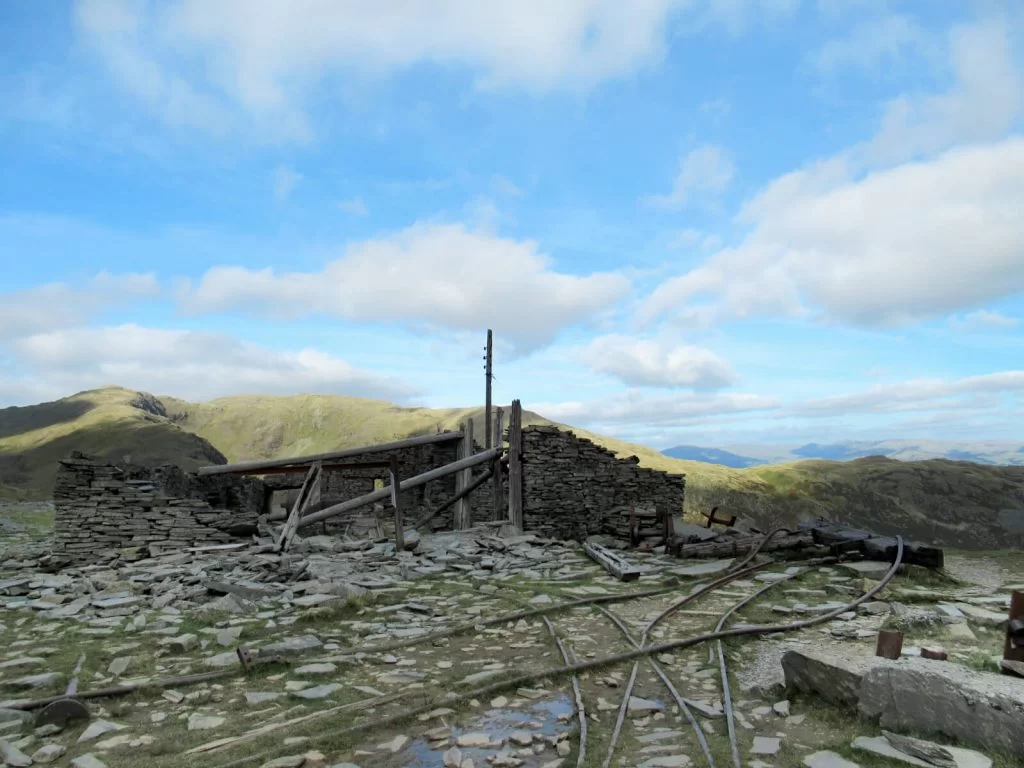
{"left": 670, "top": 519, "right": 944, "bottom": 569}
{"left": 584, "top": 540, "right": 644, "bottom": 581}
{"left": 797, "top": 519, "right": 944, "bottom": 568}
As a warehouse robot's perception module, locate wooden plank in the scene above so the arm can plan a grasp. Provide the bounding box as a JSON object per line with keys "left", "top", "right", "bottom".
{"left": 484, "top": 329, "right": 493, "bottom": 451}
{"left": 197, "top": 431, "right": 463, "bottom": 476}
{"left": 507, "top": 399, "right": 523, "bottom": 530}
{"left": 297, "top": 446, "right": 502, "bottom": 529}
{"left": 275, "top": 461, "right": 321, "bottom": 552}
{"left": 389, "top": 456, "right": 404, "bottom": 551}
{"left": 492, "top": 407, "right": 504, "bottom": 521}
{"left": 583, "top": 541, "right": 642, "bottom": 582}
{"left": 454, "top": 419, "right": 475, "bottom": 529}
{"left": 247, "top": 460, "right": 392, "bottom": 477}
{"left": 799, "top": 520, "right": 944, "bottom": 568}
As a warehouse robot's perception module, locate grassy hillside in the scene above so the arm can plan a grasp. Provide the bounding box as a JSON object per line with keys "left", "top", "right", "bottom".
{"left": 2, "top": 387, "right": 1023, "bottom": 549}
{"left": 0, "top": 387, "right": 226, "bottom": 496}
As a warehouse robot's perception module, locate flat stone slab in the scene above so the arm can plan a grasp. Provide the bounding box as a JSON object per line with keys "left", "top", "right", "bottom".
{"left": 290, "top": 683, "right": 341, "bottom": 699}
{"left": 852, "top": 735, "right": 992, "bottom": 768}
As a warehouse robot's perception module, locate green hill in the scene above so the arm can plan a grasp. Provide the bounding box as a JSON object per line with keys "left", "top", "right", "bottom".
{"left": 1, "top": 386, "right": 1022, "bottom": 549}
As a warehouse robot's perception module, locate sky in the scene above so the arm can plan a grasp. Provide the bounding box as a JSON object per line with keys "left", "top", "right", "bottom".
{"left": 1, "top": 0, "right": 1023, "bottom": 450}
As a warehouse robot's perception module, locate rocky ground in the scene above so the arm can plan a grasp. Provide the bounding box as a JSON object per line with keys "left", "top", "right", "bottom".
{"left": 0, "top": 502, "right": 1021, "bottom": 768}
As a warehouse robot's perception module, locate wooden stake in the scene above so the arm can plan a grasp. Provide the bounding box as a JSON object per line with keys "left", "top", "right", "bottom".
{"left": 454, "top": 419, "right": 475, "bottom": 529}
{"left": 1002, "top": 590, "right": 1024, "bottom": 675}
{"left": 875, "top": 629, "right": 904, "bottom": 660}
{"left": 389, "top": 455, "right": 404, "bottom": 551}
{"left": 508, "top": 399, "right": 523, "bottom": 530}
{"left": 275, "top": 461, "right": 322, "bottom": 551}
{"left": 492, "top": 406, "right": 504, "bottom": 520}
{"left": 484, "top": 329, "right": 493, "bottom": 451}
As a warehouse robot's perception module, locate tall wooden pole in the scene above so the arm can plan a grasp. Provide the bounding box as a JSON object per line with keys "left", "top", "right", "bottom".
{"left": 484, "top": 329, "right": 493, "bottom": 452}
{"left": 508, "top": 399, "right": 523, "bottom": 530}
{"left": 492, "top": 407, "right": 504, "bottom": 520}
{"left": 389, "top": 455, "right": 404, "bottom": 551}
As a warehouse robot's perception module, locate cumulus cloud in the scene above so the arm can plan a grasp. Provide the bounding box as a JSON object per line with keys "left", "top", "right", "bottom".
{"left": 641, "top": 18, "right": 1024, "bottom": 331}
{"left": 950, "top": 310, "right": 1019, "bottom": 331}
{"left": 536, "top": 390, "right": 780, "bottom": 428}
{"left": 176, "top": 222, "right": 630, "bottom": 354}
{"left": 642, "top": 137, "right": 1024, "bottom": 328}
{"left": 646, "top": 144, "right": 735, "bottom": 208}
{"left": 0, "top": 272, "right": 159, "bottom": 341}
{"left": 8, "top": 324, "right": 420, "bottom": 404}
{"left": 579, "top": 335, "right": 736, "bottom": 389}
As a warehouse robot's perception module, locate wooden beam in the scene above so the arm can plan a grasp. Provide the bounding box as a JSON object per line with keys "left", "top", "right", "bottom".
{"left": 296, "top": 446, "right": 502, "bottom": 529}
{"left": 492, "top": 407, "right": 504, "bottom": 521}
{"left": 584, "top": 541, "right": 642, "bottom": 582}
{"left": 412, "top": 465, "right": 498, "bottom": 530}
{"left": 507, "top": 399, "right": 523, "bottom": 530}
{"left": 454, "top": 419, "right": 475, "bottom": 529}
{"left": 275, "top": 461, "right": 321, "bottom": 552}
{"left": 389, "top": 456, "right": 404, "bottom": 551}
{"left": 197, "top": 431, "right": 463, "bottom": 476}
{"left": 225, "top": 460, "right": 392, "bottom": 477}
{"left": 484, "top": 329, "right": 493, "bottom": 451}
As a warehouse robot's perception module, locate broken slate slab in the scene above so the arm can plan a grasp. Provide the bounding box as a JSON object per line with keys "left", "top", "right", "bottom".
{"left": 78, "top": 719, "right": 126, "bottom": 743}
{"left": 0, "top": 739, "right": 32, "bottom": 767}
{"left": 852, "top": 735, "right": 992, "bottom": 768}
{"left": 291, "top": 683, "right": 341, "bottom": 700}
{"left": 71, "top": 754, "right": 108, "bottom": 768}
{"left": 671, "top": 559, "right": 734, "bottom": 577}
{"left": 187, "top": 714, "right": 226, "bottom": 731}
{"left": 628, "top": 696, "right": 665, "bottom": 713}
{"left": 261, "top": 635, "right": 323, "bottom": 656}
{"left": 751, "top": 737, "right": 781, "bottom": 756}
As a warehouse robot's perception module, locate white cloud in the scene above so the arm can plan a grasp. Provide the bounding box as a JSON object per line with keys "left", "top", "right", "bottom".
{"left": 536, "top": 390, "right": 780, "bottom": 427}
{"left": 642, "top": 137, "right": 1024, "bottom": 328}
{"left": 951, "top": 310, "right": 1019, "bottom": 331}
{"left": 865, "top": 19, "right": 1022, "bottom": 165}
{"left": 177, "top": 222, "right": 630, "bottom": 353}
{"left": 579, "top": 335, "right": 736, "bottom": 389}
{"left": 0, "top": 272, "right": 159, "bottom": 341}
{"left": 9, "top": 324, "right": 419, "bottom": 404}
{"left": 338, "top": 197, "right": 369, "bottom": 217}
{"left": 273, "top": 165, "right": 302, "bottom": 202}
{"left": 810, "top": 14, "right": 927, "bottom": 75}
{"left": 794, "top": 371, "right": 1024, "bottom": 417}
{"left": 646, "top": 144, "right": 735, "bottom": 208}
{"left": 491, "top": 175, "right": 523, "bottom": 197}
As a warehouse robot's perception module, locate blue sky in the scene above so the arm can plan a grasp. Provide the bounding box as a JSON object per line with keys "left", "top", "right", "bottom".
{"left": 1, "top": 0, "right": 1023, "bottom": 449}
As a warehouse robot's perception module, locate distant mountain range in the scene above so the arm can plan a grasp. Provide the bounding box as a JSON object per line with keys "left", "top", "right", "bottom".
{"left": 663, "top": 440, "right": 1024, "bottom": 468}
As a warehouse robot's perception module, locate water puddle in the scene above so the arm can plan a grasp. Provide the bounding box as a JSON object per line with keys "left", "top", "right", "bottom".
{"left": 405, "top": 695, "right": 575, "bottom": 767}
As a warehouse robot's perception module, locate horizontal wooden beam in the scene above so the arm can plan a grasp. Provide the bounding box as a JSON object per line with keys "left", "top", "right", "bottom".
{"left": 297, "top": 446, "right": 503, "bottom": 529}
{"left": 226, "top": 460, "right": 392, "bottom": 477}
{"left": 197, "top": 432, "right": 463, "bottom": 477}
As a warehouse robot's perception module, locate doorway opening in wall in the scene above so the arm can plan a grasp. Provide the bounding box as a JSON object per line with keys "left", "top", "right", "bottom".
{"left": 270, "top": 489, "right": 294, "bottom": 516}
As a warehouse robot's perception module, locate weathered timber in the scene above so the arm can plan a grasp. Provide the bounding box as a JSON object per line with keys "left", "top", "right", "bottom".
{"left": 508, "top": 399, "right": 523, "bottom": 530}
{"left": 196, "top": 431, "right": 463, "bottom": 476}
{"left": 275, "top": 461, "right": 321, "bottom": 552}
{"left": 484, "top": 328, "right": 493, "bottom": 450}
{"left": 455, "top": 419, "right": 475, "bottom": 529}
{"left": 297, "top": 446, "right": 502, "bottom": 528}
{"left": 584, "top": 541, "right": 643, "bottom": 582}
{"left": 674, "top": 530, "right": 815, "bottom": 559}
{"left": 492, "top": 406, "right": 504, "bottom": 520}
{"left": 875, "top": 629, "right": 904, "bottom": 660}
{"left": 243, "top": 460, "right": 391, "bottom": 477}
{"left": 1004, "top": 591, "right": 1024, "bottom": 674}
{"left": 389, "top": 456, "right": 404, "bottom": 551}
{"left": 798, "top": 519, "right": 944, "bottom": 568}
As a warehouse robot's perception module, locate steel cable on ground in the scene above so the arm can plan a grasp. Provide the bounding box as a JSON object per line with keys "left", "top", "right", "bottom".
{"left": 601, "top": 528, "right": 789, "bottom": 768}
{"left": 215, "top": 539, "right": 904, "bottom": 768}
{"left": 542, "top": 616, "right": 587, "bottom": 768}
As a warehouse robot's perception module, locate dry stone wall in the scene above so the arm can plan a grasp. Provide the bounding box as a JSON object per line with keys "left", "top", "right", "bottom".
{"left": 520, "top": 425, "right": 685, "bottom": 540}
{"left": 53, "top": 452, "right": 264, "bottom": 563}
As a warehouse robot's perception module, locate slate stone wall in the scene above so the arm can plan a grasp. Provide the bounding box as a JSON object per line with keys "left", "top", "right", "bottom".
{"left": 520, "top": 425, "right": 685, "bottom": 540}
{"left": 53, "top": 452, "right": 264, "bottom": 562}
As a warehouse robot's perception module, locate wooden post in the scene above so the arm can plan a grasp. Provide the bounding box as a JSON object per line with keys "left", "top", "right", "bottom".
{"left": 275, "top": 461, "right": 322, "bottom": 552}
{"left": 484, "top": 329, "right": 493, "bottom": 452}
{"left": 875, "top": 629, "right": 904, "bottom": 660}
{"left": 508, "top": 399, "right": 523, "bottom": 530}
{"left": 1002, "top": 590, "right": 1024, "bottom": 675}
{"left": 389, "top": 456, "right": 404, "bottom": 551}
{"left": 492, "top": 406, "right": 504, "bottom": 520}
{"left": 454, "top": 420, "right": 474, "bottom": 529}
